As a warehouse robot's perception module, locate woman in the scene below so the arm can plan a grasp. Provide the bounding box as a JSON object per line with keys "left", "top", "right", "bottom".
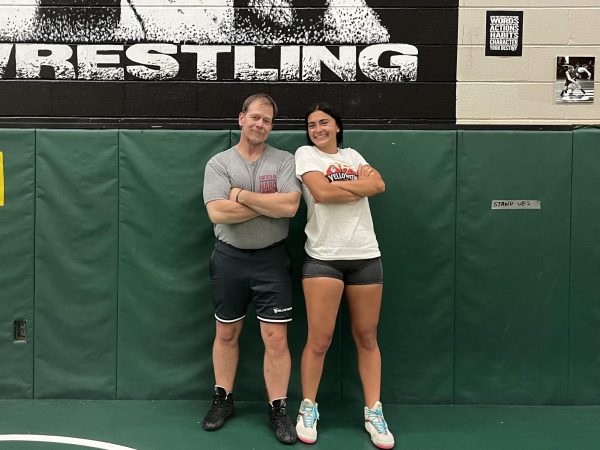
{"left": 294, "top": 102, "right": 394, "bottom": 449}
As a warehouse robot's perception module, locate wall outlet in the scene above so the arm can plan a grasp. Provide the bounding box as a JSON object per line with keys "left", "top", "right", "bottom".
{"left": 14, "top": 319, "right": 27, "bottom": 343}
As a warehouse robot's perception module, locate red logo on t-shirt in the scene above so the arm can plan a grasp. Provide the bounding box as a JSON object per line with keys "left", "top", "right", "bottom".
{"left": 325, "top": 164, "right": 357, "bottom": 182}
{"left": 259, "top": 174, "right": 277, "bottom": 193}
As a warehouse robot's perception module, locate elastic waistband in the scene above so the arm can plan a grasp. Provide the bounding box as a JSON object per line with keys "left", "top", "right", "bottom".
{"left": 216, "top": 240, "right": 285, "bottom": 253}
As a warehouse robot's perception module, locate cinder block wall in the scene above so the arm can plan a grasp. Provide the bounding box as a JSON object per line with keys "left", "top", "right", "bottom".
{"left": 457, "top": 0, "right": 600, "bottom": 125}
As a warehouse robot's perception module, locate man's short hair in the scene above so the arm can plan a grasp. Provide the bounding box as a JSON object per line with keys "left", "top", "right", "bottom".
{"left": 242, "top": 93, "right": 278, "bottom": 119}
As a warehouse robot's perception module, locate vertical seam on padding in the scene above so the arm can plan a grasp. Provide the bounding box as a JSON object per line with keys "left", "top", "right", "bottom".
{"left": 32, "top": 129, "right": 37, "bottom": 399}
{"left": 116, "top": 130, "right": 121, "bottom": 400}
{"left": 566, "top": 130, "right": 574, "bottom": 400}
{"left": 452, "top": 130, "right": 460, "bottom": 405}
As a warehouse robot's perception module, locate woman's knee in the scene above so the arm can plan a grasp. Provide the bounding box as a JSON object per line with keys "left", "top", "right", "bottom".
{"left": 352, "top": 329, "right": 379, "bottom": 351}
{"left": 306, "top": 334, "right": 333, "bottom": 356}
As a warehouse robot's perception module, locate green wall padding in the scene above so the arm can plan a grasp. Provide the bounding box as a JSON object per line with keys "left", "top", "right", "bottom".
{"left": 340, "top": 130, "right": 456, "bottom": 404}
{"left": 569, "top": 129, "right": 600, "bottom": 404}
{"left": 34, "top": 130, "right": 119, "bottom": 399}
{"left": 117, "top": 130, "right": 229, "bottom": 399}
{"left": 4, "top": 128, "right": 600, "bottom": 405}
{"left": 455, "top": 131, "right": 572, "bottom": 405}
{"left": 0, "top": 129, "right": 35, "bottom": 398}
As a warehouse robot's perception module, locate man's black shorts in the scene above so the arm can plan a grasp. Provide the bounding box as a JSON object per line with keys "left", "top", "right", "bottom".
{"left": 209, "top": 240, "right": 293, "bottom": 323}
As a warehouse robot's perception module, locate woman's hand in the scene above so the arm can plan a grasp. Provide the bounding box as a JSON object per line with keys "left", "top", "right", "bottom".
{"left": 358, "top": 164, "right": 375, "bottom": 178}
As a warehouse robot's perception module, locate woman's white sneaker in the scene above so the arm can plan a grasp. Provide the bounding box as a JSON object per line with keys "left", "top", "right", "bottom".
{"left": 296, "top": 398, "right": 319, "bottom": 444}
{"left": 364, "top": 401, "right": 395, "bottom": 449}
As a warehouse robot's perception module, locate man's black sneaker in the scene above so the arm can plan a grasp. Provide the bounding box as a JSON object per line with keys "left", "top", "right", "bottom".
{"left": 202, "top": 386, "right": 235, "bottom": 431}
{"left": 268, "top": 398, "right": 297, "bottom": 444}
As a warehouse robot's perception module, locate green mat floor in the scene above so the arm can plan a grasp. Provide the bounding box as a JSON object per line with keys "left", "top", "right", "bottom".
{"left": 0, "top": 401, "right": 598, "bottom": 450}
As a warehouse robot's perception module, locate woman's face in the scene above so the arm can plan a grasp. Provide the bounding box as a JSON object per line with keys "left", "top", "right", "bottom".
{"left": 307, "top": 110, "right": 339, "bottom": 151}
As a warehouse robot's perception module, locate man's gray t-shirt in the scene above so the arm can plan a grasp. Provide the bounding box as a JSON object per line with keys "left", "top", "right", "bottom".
{"left": 203, "top": 145, "right": 301, "bottom": 249}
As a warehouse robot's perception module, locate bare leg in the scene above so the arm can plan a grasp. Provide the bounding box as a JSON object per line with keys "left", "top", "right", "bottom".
{"left": 300, "top": 277, "right": 344, "bottom": 401}
{"left": 261, "top": 322, "right": 291, "bottom": 401}
{"left": 345, "top": 284, "right": 383, "bottom": 407}
{"left": 213, "top": 320, "right": 244, "bottom": 392}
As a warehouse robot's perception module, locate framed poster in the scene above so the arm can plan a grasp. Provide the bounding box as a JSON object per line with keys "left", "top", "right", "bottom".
{"left": 485, "top": 11, "right": 523, "bottom": 57}
{"left": 556, "top": 56, "right": 595, "bottom": 103}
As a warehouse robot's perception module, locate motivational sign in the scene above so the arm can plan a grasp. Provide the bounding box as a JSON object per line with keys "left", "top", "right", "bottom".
{"left": 491, "top": 200, "right": 541, "bottom": 210}
{"left": 485, "top": 11, "right": 523, "bottom": 57}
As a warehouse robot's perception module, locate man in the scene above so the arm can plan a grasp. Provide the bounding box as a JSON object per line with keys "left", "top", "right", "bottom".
{"left": 576, "top": 63, "right": 592, "bottom": 80}
{"left": 202, "top": 93, "right": 301, "bottom": 444}
{"left": 560, "top": 64, "right": 586, "bottom": 97}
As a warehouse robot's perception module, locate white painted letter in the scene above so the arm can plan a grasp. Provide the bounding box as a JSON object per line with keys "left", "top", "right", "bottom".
{"left": 302, "top": 46, "right": 356, "bottom": 81}
{"left": 280, "top": 46, "right": 300, "bottom": 81}
{"left": 78, "top": 45, "right": 124, "bottom": 80}
{"left": 359, "top": 44, "right": 418, "bottom": 82}
{"left": 15, "top": 44, "right": 75, "bottom": 79}
{"left": 234, "top": 46, "right": 278, "bottom": 81}
{"left": 126, "top": 44, "right": 179, "bottom": 80}
{"left": 181, "top": 45, "right": 231, "bottom": 80}
{"left": 0, "top": 44, "right": 14, "bottom": 79}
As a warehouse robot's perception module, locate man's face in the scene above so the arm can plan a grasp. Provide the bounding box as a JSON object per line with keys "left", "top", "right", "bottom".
{"left": 238, "top": 100, "right": 274, "bottom": 146}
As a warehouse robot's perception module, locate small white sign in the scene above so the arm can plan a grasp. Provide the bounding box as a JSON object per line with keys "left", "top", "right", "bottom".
{"left": 491, "top": 200, "right": 541, "bottom": 210}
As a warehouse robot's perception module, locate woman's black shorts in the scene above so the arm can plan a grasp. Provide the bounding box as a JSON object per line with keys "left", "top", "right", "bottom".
{"left": 301, "top": 255, "right": 383, "bottom": 285}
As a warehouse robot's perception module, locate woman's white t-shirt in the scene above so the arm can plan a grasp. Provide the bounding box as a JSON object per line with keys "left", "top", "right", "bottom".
{"left": 295, "top": 145, "right": 380, "bottom": 260}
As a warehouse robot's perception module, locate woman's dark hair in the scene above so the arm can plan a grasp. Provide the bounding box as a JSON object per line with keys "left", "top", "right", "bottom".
{"left": 304, "top": 102, "right": 344, "bottom": 146}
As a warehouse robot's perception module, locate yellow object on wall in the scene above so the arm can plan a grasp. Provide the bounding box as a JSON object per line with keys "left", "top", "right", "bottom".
{"left": 0, "top": 151, "right": 4, "bottom": 206}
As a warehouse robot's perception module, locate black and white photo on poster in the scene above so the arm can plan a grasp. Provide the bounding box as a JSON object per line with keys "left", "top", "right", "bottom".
{"left": 555, "top": 56, "right": 595, "bottom": 103}
{"left": 485, "top": 10, "right": 522, "bottom": 57}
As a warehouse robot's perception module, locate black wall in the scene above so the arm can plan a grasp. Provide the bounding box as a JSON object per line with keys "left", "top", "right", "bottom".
{"left": 0, "top": 1, "right": 458, "bottom": 127}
